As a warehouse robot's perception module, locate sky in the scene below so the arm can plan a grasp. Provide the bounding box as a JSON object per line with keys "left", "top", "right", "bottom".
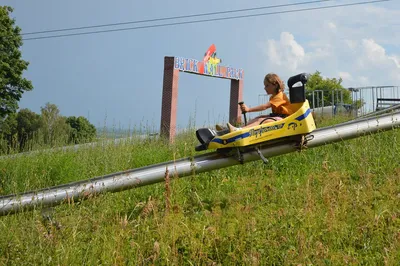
{"left": 3, "top": 0, "right": 400, "bottom": 131}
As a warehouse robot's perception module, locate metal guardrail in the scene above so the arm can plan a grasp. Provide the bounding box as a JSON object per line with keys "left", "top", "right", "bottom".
{"left": 376, "top": 98, "right": 400, "bottom": 111}
{"left": 1, "top": 111, "right": 399, "bottom": 216}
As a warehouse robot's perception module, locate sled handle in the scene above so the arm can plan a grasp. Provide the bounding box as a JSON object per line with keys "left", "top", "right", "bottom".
{"left": 238, "top": 101, "right": 247, "bottom": 126}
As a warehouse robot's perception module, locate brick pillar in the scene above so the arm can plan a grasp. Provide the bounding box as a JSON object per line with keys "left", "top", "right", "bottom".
{"left": 160, "top": 57, "right": 179, "bottom": 142}
{"left": 229, "top": 79, "right": 243, "bottom": 125}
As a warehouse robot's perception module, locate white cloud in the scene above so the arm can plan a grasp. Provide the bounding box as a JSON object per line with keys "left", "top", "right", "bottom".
{"left": 327, "top": 22, "right": 337, "bottom": 31}
{"left": 338, "top": 71, "right": 352, "bottom": 81}
{"left": 358, "top": 39, "right": 400, "bottom": 83}
{"left": 388, "top": 55, "right": 400, "bottom": 69}
{"left": 362, "top": 39, "right": 387, "bottom": 63}
{"left": 266, "top": 40, "right": 281, "bottom": 65}
{"left": 261, "top": 7, "right": 400, "bottom": 87}
{"left": 357, "top": 76, "right": 370, "bottom": 85}
{"left": 344, "top": 40, "right": 358, "bottom": 50}
{"left": 264, "top": 32, "right": 305, "bottom": 72}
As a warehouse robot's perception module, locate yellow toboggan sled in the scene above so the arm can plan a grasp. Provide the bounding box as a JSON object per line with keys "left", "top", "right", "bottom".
{"left": 195, "top": 73, "right": 316, "bottom": 163}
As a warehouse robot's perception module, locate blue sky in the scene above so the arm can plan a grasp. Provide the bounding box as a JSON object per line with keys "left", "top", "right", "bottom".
{"left": 3, "top": 0, "right": 399, "bottom": 131}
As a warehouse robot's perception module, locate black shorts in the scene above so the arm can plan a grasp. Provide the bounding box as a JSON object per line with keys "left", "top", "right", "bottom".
{"left": 269, "top": 113, "right": 288, "bottom": 118}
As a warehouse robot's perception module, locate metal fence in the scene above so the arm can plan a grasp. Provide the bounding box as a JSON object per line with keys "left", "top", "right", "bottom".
{"left": 257, "top": 86, "right": 400, "bottom": 118}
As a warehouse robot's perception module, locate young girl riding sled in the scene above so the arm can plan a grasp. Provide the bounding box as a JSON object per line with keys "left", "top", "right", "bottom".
{"left": 226, "top": 73, "right": 294, "bottom": 132}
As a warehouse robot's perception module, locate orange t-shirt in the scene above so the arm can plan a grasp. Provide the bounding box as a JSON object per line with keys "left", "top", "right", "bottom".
{"left": 269, "top": 91, "right": 293, "bottom": 115}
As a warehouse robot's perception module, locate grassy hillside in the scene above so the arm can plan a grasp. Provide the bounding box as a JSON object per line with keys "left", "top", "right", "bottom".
{"left": 0, "top": 119, "right": 399, "bottom": 265}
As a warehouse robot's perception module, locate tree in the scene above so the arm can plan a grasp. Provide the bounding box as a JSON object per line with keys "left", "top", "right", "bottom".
{"left": 40, "top": 103, "right": 69, "bottom": 146}
{"left": 305, "top": 71, "right": 351, "bottom": 107}
{"left": 66, "top": 116, "right": 96, "bottom": 144}
{"left": 16, "top": 108, "right": 41, "bottom": 150}
{"left": 0, "top": 6, "right": 33, "bottom": 119}
{"left": 0, "top": 112, "right": 17, "bottom": 152}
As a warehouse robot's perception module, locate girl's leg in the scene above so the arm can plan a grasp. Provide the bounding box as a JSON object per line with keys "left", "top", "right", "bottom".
{"left": 243, "top": 116, "right": 283, "bottom": 128}
{"left": 244, "top": 115, "right": 270, "bottom": 127}
{"left": 243, "top": 117, "right": 268, "bottom": 128}
{"left": 228, "top": 116, "right": 283, "bottom": 132}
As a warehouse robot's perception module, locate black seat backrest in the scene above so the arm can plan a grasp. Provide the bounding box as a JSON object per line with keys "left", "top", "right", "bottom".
{"left": 287, "top": 73, "right": 308, "bottom": 103}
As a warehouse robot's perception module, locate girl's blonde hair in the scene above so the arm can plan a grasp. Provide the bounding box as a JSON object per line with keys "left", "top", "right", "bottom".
{"left": 264, "top": 73, "right": 285, "bottom": 93}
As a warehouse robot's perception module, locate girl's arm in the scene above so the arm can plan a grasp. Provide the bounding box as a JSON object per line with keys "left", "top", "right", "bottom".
{"left": 242, "top": 102, "right": 272, "bottom": 113}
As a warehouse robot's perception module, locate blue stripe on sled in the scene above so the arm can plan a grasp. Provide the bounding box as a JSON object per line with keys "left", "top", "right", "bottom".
{"left": 295, "top": 108, "right": 311, "bottom": 121}
{"left": 211, "top": 132, "right": 251, "bottom": 145}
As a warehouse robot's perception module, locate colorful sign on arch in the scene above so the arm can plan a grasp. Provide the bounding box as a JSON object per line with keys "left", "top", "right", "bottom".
{"left": 174, "top": 44, "right": 244, "bottom": 80}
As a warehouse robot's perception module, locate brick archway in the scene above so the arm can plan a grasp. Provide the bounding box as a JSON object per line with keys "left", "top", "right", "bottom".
{"left": 160, "top": 56, "right": 244, "bottom": 142}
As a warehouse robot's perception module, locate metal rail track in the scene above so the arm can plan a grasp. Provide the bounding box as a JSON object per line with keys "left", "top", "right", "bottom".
{"left": 1, "top": 111, "right": 399, "bottom": 216}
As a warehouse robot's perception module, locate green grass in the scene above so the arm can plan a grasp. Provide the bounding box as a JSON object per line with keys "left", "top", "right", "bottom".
{"left": 0, "top": 119, "right": 399, "bottom": 265}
